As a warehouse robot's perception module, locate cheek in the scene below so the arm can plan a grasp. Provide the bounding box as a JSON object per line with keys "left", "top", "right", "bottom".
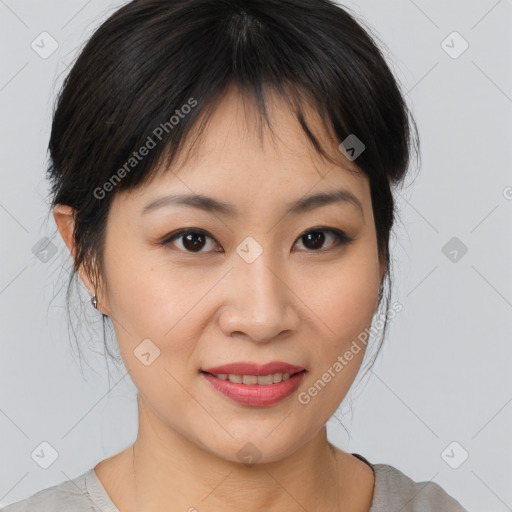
{"left": 102, "top": 241, "right": 211, "bottom": 368}
{"left": 102, "top": 235, "right": 180, "bottom": 325}
{"left": 296, "top": 253, "right": 379, "bottom": 417}
{"left": 296, "top": 248, "right": 380, "bottom": 349}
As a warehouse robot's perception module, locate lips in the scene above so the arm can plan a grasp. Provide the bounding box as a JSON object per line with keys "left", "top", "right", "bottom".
{"left": 200, "top": 361, "right": 307, "bottom": 407}
{"left": 201, "top": 361, "right": 305, "bottom": 376}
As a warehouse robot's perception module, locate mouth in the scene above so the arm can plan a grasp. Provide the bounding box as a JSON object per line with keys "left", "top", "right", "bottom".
{"left": 201, "top": 361, "right": 306, "bottom": 377}
{"left": 200, "top": 369, "right": 306, "bottom": 385}
{"left": 199, "top": 362, "right": 307, "bottom": 407}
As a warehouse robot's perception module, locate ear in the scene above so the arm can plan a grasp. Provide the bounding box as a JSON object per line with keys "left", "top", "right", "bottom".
{"left": 53, "top": 204, "right": 96, "bottom": 297}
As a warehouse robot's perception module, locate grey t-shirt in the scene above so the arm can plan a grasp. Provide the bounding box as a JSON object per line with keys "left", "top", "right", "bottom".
{"left": 1, "top": 454, "right": 468, "bottom": 511}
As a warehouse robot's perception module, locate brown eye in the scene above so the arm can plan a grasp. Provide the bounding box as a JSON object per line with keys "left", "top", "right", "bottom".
{"left": 181, "top": 232, "right": 207, "bottom": 252}
{"left": 162, "top": 229, "right": 220, "bottom": 253}
{"left": 294, "top": 228, "right": 353, "bottom": 252}
{"left": 160, "top": 227, "right": 353, "bottom": 255}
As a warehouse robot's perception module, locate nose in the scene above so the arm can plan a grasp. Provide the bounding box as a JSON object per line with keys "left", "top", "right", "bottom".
{"left": 218, "top": 252, "right": 300, "bottom": 344}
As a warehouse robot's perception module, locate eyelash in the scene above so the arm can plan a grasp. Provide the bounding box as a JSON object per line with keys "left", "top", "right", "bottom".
{"left": 159, "top": 227, "right": 354, "bottom": 254}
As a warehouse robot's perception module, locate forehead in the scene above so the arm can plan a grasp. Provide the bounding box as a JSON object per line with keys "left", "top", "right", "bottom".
{"left": 175, "top": 85, "right": 361, "bottom": 176}
{"left": 114, "top": 85, "right": 370, "bottom": 215}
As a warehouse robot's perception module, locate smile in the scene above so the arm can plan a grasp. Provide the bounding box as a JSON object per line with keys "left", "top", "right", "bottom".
{"left": 200, "top": 369, "right": 307, "bottom": 407}
{"left": 205, "top": 371, "right": 298, "bottom": 385}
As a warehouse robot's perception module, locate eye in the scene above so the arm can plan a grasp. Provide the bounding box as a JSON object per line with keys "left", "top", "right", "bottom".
{"left": 161, "top": 228, "right": 220, "bottom": 253}
{"left": 160, "top": 227, "right": 353, "bottom": 254}
{"left": 294, "top": 227, "right": 354, "bottom": 252}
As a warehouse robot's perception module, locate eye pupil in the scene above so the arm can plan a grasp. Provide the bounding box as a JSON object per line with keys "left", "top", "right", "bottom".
{"left": 183, "top": 233, "right": 206, "bottom": 252}
{"left": 303, "top": 231, "right": 325, "bottom": 250}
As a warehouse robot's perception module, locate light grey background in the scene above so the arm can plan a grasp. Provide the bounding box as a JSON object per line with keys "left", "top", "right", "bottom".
{"left": 1, "top": 0, "right": 511, "bottom": 510}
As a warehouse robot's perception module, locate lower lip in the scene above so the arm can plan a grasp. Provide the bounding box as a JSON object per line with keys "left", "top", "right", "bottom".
{"left": 201, "top": 371, "right": 306, "bottom": 407}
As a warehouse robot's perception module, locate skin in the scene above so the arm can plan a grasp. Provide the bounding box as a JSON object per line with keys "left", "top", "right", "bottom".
{"left": 54, "top": 85, "right": 385, "bottom": 512}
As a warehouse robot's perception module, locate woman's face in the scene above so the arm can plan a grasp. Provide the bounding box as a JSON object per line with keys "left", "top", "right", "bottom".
{"left": 96, "top": 87, "right": 385, "bottom": 463}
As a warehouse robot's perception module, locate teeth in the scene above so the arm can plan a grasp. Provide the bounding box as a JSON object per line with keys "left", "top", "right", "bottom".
{"left": 212, "top": 372, "right": 299, "bottom": 385}
{"left": 227, "top": 374, "right": 242, "bottom": 384}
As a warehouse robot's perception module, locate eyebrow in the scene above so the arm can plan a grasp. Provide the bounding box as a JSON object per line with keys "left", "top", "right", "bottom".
{"left": 141, "top": 188, "right": 363, "bottom": 217}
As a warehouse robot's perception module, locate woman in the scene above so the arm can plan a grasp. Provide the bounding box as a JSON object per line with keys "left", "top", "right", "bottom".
{"left": 3, "top": 0, "right": 468, "bottom": 510}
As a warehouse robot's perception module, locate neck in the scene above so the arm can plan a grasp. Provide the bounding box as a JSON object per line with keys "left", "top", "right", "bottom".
{"left": 99, "top": 397, "right": 370, "bottom": 512}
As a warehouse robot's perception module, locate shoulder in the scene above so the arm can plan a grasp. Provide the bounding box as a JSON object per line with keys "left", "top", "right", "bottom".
{"left": 0, "top": 469, "right": 96, "bottom": 512}
{"left": 371, "top": 462, "right": 469, "bottom": 512}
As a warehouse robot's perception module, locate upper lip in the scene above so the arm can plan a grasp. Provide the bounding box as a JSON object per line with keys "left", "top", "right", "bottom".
{"left": 201, "top": 361, "right": 306, "bottom": 376}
